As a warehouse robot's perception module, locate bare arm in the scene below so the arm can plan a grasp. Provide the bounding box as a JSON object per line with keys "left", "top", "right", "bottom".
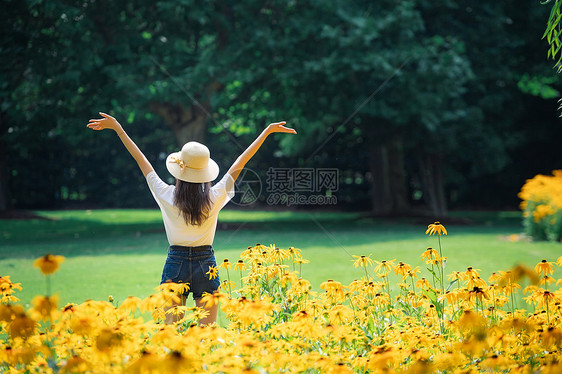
{"left": 87, "top": 112, "right": 154, "bottom": 177}
{"left": 227, "top": 121, "right": 297, "bottom": 182}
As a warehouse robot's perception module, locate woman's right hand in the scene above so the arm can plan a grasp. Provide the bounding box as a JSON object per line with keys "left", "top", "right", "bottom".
{"left": 87, "top": 112, "right": 123, "bottom": 133}
{"left": 266, "top": 121, "right": 297, "bottom": 135}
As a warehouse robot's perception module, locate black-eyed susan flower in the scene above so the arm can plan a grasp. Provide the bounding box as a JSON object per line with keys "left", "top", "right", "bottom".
{"left": 219, "top": 280, "right": 236, "bottom": 293}
{"left": 165, "top": 305, "right": 189, "bottom": 317}
{"left": 393, "top": 262, "right": 412, "bottom": 277}
{"left": 199, "top": 292, "right": 227, "bottom": 309}
{"left": 0, "top": 275, "right": 22, "bottom": 303}
{"left": 33, "top": 254, "right": 65, "bottom": 275}
{"left": 234, "top": 259, "right": 247, "bottom": 272}
{"left": 118, "top": 296, "right": 142, "bottom": 314}
{"left": 421, "top": 247, "right": 439, "bottom": 263}
{"left": 404, "top": 266, "right": 421, "bottom": 281}
{"left": 287, "top": 246, "right": 303, "bottom": 259}
{"left": 60, "top": 355, "right": 90, "bottom": 373}
{"left": 29, "top": 295, "right": 59, "bottom": 321}
{"left": 0, "top": 303, "right": 21, "bottom": 322}
{"left": 9, "top": 311, "right": 36, "bottom": 340}
{"left": 219, "top": 259, "right": 232, "bottom": 270}
{"left": 468, "top": 286, "right": 490, "bottom": 302}
{"left": 374, "top": 259, "right": 396, "bottom": 274}
{"left": 352, "top": 255, "right": 375, "bottom": 268}
{"left": 425, "top": 221, "right": 447, "bottom": 236}
{"left": 95, "top": 328, "right": 123, "bottom": 351}
{"left": 464, "top": 267, "right": 481, "bottom": 281}
{"left": 206, "top": 265, "right": 219, "bottom": 280}
{"left": 535, "top": 259, "right": 555, "bottom": 276}
{"left": 416, "top": 278, "right": 431, "bottom": 290}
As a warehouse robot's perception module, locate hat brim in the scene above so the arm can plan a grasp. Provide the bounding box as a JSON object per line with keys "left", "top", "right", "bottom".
{"left": 166, "top": 152, "right": 220, "bottom": 183}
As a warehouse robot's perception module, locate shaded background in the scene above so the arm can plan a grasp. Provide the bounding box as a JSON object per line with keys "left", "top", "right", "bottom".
{"left": 2, "top": 0, "right": 561, "bottom": 217}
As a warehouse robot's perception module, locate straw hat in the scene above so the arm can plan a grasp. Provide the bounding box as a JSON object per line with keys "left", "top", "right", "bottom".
{"left": 166, "top": 142, "right": 219, "bottom": 183}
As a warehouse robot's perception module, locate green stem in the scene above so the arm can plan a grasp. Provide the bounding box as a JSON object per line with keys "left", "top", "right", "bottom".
{"left": 546, "top": 298, "right": 551, "bottom": 327}
{"left": 509, "top": 280, "right": 516, "bottom": 314}
{"left": 226, "top": 268, "right": 232, "bottom": 296}
{"left": 437, "top": 235, "right": 445, "bottom": 296}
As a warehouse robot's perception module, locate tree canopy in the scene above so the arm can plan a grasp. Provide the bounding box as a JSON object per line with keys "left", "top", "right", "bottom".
{"left": 1, "top": 0, "right": 561, "bottom": 215}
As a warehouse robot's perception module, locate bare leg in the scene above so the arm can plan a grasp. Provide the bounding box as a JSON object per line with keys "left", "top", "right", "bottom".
{"left": 165, "top": 294, "right": 187, "bottom": 325}
{"left": 195, "top": 299, "right": 218, "bottom": 326}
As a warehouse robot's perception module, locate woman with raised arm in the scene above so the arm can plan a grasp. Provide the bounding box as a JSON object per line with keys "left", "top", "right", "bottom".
{"left": 87, "top": 113, "right": 296, "bottom": 325}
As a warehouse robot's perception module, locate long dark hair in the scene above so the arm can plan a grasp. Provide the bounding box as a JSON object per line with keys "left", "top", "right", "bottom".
{"left": 174, "top": 180, "right": 212, "bottom": 226}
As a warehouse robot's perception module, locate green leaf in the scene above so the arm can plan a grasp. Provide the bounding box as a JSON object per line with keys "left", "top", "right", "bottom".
{"left": 446, "top": 279, "right": 459, "bottom": 292}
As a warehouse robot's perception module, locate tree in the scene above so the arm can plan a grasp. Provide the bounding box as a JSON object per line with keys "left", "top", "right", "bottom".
{"left": 1, "top": 0, "right": 560, "bottom": 214}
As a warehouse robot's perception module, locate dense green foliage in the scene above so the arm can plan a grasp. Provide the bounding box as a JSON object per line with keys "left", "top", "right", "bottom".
{"left": 1, "top": 0, "right": 561, "bottom": 213}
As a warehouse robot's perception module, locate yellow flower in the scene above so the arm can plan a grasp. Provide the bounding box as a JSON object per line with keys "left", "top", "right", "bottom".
{"left": 320, "top": 279, "right": 345, "bottom": 303}
{"left": 374, "top": 259, "right": 396, "bottom": 274}
{"left": 165, "top": 305, "right": 189, "bottom": 317}
{"left": 425, "top": 221, "right": 447, "bottom": 236}
{"left": 448, "top": 271, "right": 463, "bottom": 282}
{"left": 61, "top": 356, "right": 90, "bottom": 374}
{"left": 234, "top": 259, "right": 247, "bottom": 271}
{"left": 498, "top": 265, "right": 538, "bottom": 287}
{"left": 219, "top": 259, "right": 232, "bottom": 270}
{"left": 535, "top": 259, "right": 555, "bottom": 276}
{"left": 525, "top": 289, "right": 557, "bottom": 308}
{"left": 532, "top": 204, "right": 555, "bottom": 222}
{"left": 464, "top": 266, "right": 481, "bottom": 281}
{"left": 352, "top": 254, "right": 375, "bottom": 268}
{"left": 206, "top": 265, "right": 219, "bottom": 280}
{"left": 287, "top": 246, "right": 303, "bottom": 259}
{"left": 95, "top": 327, "right": 124, "bottom": 351}
{"left": 219, "top": 280, "right": 236, "bottom": 292}
{"left": 468, "top": 286, "right": 490, "bottom": 302}
{"left": 421, "top": 247, "right": 439, "bottom": 263}
{"left": 199, "top": 292, "right": 227, "bottom": 308}
{"left": 9, "top": 311, "right": 36, "bottom": 340}
{"left": 393, "top": 262, "right": 412, "bottom": 277}
{"left": 488, "top": 272, "right": 500, "bottom": 284}
{"left": 30, "top": 295, "right": 59, "bottom": 321}
{"left": 416, "top": 278, "right": 431, "bottom": 290}
{"left": 404, "top": 266, "right": 421, "bottom": 280}
{"left": 119, "top": 296, "right": 142, "bottom": 313}
{"left": 33, "top": 254, "right": 65, "bottom": 275}
{"left": 0, "top": 275, "right": 22, "bottom": 293}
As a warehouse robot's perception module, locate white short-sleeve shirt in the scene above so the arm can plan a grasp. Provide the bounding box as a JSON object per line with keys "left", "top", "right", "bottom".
{"left": 146, "top": 171, "right": 235, "bottom": 246}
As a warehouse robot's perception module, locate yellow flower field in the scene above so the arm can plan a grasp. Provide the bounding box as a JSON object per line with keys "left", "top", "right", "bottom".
{"left": 519, "top": 170, "right": 562, "bottom": 241}
{"left": 1, "top": 223, "right": 562, "bottom": 373}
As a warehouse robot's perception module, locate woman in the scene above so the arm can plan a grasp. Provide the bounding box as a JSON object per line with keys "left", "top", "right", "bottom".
{"left": 87, "top": 112, "right": 296, "bottom": 324}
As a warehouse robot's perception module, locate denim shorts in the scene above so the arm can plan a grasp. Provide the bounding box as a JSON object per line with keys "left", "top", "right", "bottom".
{"left": 160, "top": 245, "right": 220, "bottom": 300}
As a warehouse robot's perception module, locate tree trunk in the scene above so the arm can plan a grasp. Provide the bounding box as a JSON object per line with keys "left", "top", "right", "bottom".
{"left": 418, "top": 153, "right": 448, "bottom": 217}
{"left": 367, "top": 129, "right": 410, "bottom": 216}
{"left": 0, "top": 110, "right": 10, "bottom": 212}
{"left": 150, "top": 102, "right": 208, "bottom": 146}
{"left": 150, "top": 81, "right": 223, "bottom": 146}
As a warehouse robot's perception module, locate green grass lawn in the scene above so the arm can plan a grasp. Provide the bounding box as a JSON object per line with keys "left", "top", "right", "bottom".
{"left": 1, "top": 209, "right": 560, "bottom": 310}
